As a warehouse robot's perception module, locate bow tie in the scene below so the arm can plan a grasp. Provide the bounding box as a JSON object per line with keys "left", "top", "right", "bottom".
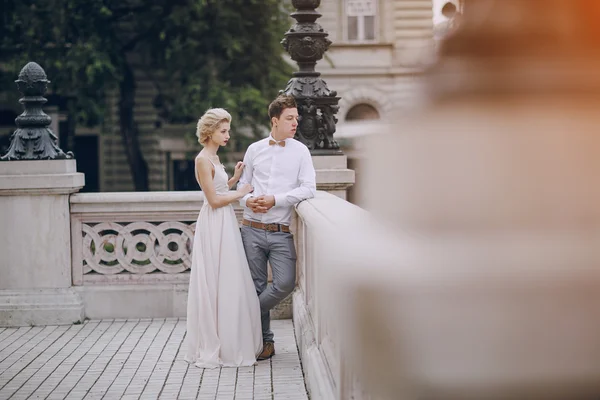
{"left": 269, "top": 139, "right": 286, "bottom": 147}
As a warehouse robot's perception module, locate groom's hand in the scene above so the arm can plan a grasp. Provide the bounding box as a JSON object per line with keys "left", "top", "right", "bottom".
{"left": 256, "top": 195, "right": 275, "bottom": 211}
{"left": 247, "top": 197, "right": 268, "bottom": 213}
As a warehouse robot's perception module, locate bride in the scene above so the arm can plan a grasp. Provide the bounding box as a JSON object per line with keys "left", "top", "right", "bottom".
{"left": 185, "top": 108, "right": 263, "bottom": 368}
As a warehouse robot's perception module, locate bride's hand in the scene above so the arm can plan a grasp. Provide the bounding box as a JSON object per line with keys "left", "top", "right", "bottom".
{"left": 233, "top": 161, "right": 244, "bottom": 179}
{"left": 237, "top": 183, "right": 253, "bottom": 196}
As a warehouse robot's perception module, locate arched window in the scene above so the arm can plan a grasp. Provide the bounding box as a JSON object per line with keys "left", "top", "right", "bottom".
{"left": 345, "top": 103, "right": 380, "bottom": 121}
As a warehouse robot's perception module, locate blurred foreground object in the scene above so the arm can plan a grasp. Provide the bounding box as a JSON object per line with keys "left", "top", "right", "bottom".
{"left": 334, "top": 0, "right": 600, "bottom": 399}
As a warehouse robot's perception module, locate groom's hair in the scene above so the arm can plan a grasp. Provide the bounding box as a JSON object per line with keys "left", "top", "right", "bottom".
{"left": 268, "top": 94, "right": 297, "bottom": 125}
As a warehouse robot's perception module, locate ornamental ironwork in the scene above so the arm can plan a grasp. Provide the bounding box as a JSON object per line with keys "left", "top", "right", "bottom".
{"left": 281, "top": 0, "right": 342, "bottom": 154}
{"left": 1, "top": 62, "right": 73, "bottom": 161}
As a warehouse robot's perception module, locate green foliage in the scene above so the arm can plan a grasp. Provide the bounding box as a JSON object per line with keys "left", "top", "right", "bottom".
{"left": 0, "top": 0, "right": 119, "bottom": 126}
{"left": 0, "top": 0, "right": 293, "bottom": 147}
{"left": 148, "top": 0, "right": 293, "bottom": 145}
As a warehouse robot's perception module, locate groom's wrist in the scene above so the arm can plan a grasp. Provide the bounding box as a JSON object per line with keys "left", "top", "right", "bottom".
{"left": 274, "top": 194, "right": 285, "bottom": 207}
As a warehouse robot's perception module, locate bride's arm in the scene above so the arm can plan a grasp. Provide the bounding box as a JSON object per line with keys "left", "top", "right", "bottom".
{"left": 195, "top": 157, "right": 252, "bottom": 208}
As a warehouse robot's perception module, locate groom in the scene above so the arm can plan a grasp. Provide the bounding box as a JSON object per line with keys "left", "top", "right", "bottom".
{"left": 238, "top": 94, "right": 316, "bottom": 360}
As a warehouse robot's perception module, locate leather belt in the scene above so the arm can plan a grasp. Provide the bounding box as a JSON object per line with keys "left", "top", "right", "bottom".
{"left": 242, "top": 219, "right": 291, "bottom": 233}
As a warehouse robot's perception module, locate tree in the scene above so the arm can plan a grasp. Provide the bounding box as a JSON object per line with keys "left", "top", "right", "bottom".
{"left": 0, "top": 1, "right": 119, "bottom": 159}
{"left": 0, "top": 0, "right": 292, "bottom": 190}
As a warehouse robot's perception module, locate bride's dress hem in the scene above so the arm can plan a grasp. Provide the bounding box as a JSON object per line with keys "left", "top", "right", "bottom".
{"left": 184, "top": 357, "right": 258, "bottom": 369}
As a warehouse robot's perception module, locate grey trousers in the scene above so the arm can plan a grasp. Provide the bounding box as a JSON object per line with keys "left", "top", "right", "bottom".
{"left": 241, "top": 226, "right": 297, "bottom": 343}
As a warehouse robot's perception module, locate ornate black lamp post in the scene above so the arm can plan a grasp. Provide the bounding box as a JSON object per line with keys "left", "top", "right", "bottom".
{"left": 281, "top": 0, "right": 342, "bottom": 155}
{"left": 1, "top": 62, "right": 72, "bottom": 161}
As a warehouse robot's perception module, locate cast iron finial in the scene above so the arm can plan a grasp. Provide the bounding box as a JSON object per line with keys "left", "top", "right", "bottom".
{"left": 1, "top": 62, "right": 73, "bottom": 161}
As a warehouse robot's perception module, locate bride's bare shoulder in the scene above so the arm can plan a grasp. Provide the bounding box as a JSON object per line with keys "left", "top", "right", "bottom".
{"left": 195, "top": 152, "right": 210, "bottom": 163}
{"left": 195, "top": 155, "right": 213, "bottom": 171}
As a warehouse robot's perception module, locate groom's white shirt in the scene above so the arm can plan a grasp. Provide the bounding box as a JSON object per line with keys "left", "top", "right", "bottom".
{"left": 239, "top": 135, "right": 316, "bottom": 226}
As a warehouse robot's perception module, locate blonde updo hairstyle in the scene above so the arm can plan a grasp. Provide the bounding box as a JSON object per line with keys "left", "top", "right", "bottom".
{"left": 196, "top": 108, "right": 232, "bottom": 146}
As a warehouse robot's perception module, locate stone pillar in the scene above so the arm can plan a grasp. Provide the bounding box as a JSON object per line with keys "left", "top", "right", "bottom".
{"left": 313, "top": 155, "right": 354, "bottom": 200}
{"left": 0, "top": 62, "right": 85, "bottom": 327}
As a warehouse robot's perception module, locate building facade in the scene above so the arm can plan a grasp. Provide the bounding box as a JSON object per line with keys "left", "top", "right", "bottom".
{"left": 103, "top": 0, "right": 441, "bottom": 194}
{"left": 314, "top": 0, "right": 435, "bottom": 204}
{"left": 317, "top": 0, "right": 434, "bottom": 126}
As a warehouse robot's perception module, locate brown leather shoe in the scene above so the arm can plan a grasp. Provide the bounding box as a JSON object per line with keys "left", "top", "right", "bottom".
{"left": 257, "top": 342, "right": 275, "bottom": 360}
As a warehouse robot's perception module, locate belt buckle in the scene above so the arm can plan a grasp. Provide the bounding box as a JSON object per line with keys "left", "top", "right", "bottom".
{"left": 268, "top": 224, "right": 278, "bottom": 232}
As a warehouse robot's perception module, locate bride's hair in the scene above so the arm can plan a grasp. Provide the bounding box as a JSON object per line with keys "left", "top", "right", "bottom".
{"left": 196, "top": 108, "right": 232, "bottom": 145}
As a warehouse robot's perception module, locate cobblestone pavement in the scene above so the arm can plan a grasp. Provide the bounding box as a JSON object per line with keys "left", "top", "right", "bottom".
{"left": 0, "top": 319, "right": 307, "bottom": 400}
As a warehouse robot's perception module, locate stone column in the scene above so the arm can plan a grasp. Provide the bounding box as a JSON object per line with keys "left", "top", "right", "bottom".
{"left": 0, "top": 62, "right": 85, "bottom": 327}
{"left": 312, "top": 154, "right": 354, "bottom": 200}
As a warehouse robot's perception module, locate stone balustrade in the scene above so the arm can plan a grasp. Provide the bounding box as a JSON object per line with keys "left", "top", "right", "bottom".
{"left": 292, "top": 191, "right": 370, "bottom": 400}
{"left": 70, "top": 191, "right": 243, "bottom": 285}
{"left": 68, "top": 191, "right": 301, "bottom": 320}
{"left": 69, "top": 191, "right": 245, "bottom": 318}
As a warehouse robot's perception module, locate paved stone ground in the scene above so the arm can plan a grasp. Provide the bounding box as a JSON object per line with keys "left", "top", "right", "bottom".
{"left": 0, "top": 319, "right": 307, "bottom": 400}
